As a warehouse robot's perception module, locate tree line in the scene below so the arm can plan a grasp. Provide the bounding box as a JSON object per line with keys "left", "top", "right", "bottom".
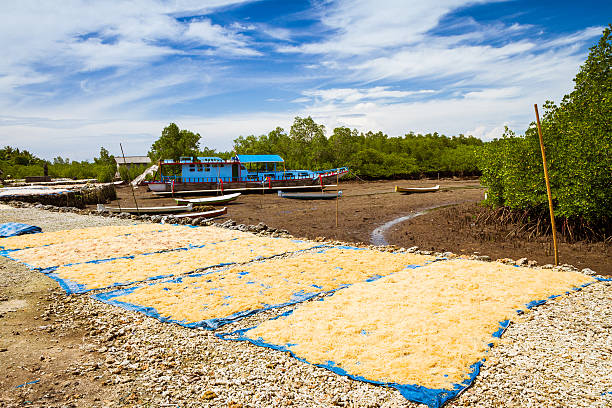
{"left": 1, "top": 124, "right": 482, "bottom": 184}
{"left": 0, "top": 147, "right": 128, "bottom": 182}
{"left": 147, "top": 119, "right": 483, "bottom": 179}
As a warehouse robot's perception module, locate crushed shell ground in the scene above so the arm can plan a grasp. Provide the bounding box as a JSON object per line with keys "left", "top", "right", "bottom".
{"left": 0, "top": 204, "right": 610, "bottom": 408}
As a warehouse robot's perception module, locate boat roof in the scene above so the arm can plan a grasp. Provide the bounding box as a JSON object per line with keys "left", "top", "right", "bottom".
{"left": 235, "top": 154, "right": 284, "bottom": 163}
{"left": 197, "top": 157, "right": 225, "bottom": 162}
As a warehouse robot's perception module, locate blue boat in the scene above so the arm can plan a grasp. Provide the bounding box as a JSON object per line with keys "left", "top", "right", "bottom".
{"left": 146, "top": 154, "right": 348, "bottom": 195}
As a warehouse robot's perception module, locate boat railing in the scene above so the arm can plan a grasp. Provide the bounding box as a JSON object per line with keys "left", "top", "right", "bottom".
{"left": 157, "top": 169, "right": 347, "bottom": 184}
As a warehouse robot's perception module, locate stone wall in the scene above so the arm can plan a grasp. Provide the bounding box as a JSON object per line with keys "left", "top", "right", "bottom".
{"left": 0, "top": 183, "right": 116, "bottom": 208}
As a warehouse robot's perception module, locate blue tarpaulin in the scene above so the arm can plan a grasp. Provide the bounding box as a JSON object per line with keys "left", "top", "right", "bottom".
{"left": 89, "top": 245, "right": 425, "bottom": 329}
{"left": 0, "top": 223, "right": 42, "bottom": 238}
{"left": 216, "top": 278, "right": 610, "bottom": 408}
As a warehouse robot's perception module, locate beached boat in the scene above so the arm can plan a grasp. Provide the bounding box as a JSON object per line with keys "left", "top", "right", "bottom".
{"left": 278, "top": 190, "right": 342, "bottom": 200}
{"left": 172, "top": 207, "right": 227, "bottom": 219}
{"left": 96, "top": 203, "right": 192, "bottom": 214}
{"left": 395, "top": 185, "right": 440, "bottom": 193}
{"left": 174, "top": 192, "right": 241, "bottom": 205}
{"left": 146, "top": 154, "right": 348, "bottom": 195}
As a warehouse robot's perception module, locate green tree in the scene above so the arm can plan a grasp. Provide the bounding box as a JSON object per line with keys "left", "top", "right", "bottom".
{"left": 93, "top": 147, "right": 116, "bottom": 182}
{"left": 329, "top": 127, "right": 360, "bottom": 167}
{"left": 148, "top": 123, "right": 201, "bottom": 162}
{"left": 289, "top": 116, "right": 325, "bottom": 168}
{"left": 94, "top": 147, "right": 115, "bottom": 166}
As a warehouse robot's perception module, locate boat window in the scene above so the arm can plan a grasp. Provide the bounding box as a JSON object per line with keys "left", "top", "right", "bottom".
{"left": 241, "top": 166, "right": 246, "bottom": 170}
{"left": 197, "top": 164, "right": 203, "bottom": 172}
{"left": 189, "top": 164, "right": 196, "bottom": 172}
{"left": 299, "top": 172, "right": 308, "bottom": 177}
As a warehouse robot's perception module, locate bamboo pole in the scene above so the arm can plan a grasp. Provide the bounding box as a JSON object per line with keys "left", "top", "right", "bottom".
{"left": 120, "top": 143, "right": 140, "bottom": 215}
{"left": 534, "top": 104, "right": 558, "bottom": 265}
{"left": 335, "top": 171, "right": 339, "bottom": 228}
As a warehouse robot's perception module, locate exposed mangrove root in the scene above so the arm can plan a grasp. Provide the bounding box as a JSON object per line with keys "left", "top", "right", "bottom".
{"left": 474, "top": 206, "right": 609, "bottom": 244}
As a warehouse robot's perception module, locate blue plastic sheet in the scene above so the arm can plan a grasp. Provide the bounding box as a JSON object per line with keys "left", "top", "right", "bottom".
{"left": 216, "top": 278, "right": 609, "bottom": 408}
{"left": 47, "top": 241, "right": 326, "bottom": 295}
{"left": 89, "top": 245, "right": 427, "bottom": 329}
{"left": 91, "top": 266, "right": 350, "bottom": 330}
{"left": 0, "top": 222, "right": 42, "bottom": 238}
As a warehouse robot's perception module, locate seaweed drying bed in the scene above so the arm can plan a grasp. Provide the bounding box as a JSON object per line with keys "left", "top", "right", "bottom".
{"left": 48, "top": 236, "right": 322, "bottom": 293}
{"left": 0, "top": 223, "right": 175, "bottom": 251}
{"left": 0, "top": 222, "right": 603, "bottom": 408}
{"left": 229, "top": 259, "right": 595, "bottom": 407}
{"left": 93, "top": 247, "right": 434, "bottom": 329}
{"left": 7, "top": 225, "right": 253, "bottom": 268}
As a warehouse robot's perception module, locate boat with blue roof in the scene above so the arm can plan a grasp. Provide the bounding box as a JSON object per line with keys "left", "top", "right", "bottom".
{"left": 146, "top": 154, "right": 348, "bottom": 195}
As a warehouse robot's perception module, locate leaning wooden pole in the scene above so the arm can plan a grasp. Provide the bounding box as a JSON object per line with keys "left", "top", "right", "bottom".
{"left": 534, "top": 104, "right": 558, "bottom": 265}
{"left": 120, "top": 143, "right": 140, "bottom": 215}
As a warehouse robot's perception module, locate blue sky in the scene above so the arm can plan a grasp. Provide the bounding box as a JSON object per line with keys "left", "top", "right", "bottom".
{"left": 0, "top": 0, "right": 609, "bottom": 161}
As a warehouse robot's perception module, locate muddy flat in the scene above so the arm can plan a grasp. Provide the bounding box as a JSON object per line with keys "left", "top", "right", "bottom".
{"left": 110, "top": 178, "right": 610, "bottom": 275}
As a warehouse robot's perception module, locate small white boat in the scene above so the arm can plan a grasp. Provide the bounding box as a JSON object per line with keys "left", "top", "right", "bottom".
{"left": 97, "top": 203, "right": 192, "bottom": 214}
{"left": 174, "top": 192, "right": 241, "bottom": 205}
{"left": 395, "top": 185, "right": 440, "bottom": 193}
{"left": 172, "top": 207, "right": 227, "bottom": 219}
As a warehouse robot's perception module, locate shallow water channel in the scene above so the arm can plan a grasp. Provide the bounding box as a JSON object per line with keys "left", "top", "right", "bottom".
{"left": 369, "top": 211, "right": 428, "bottom": 246}
{"left": 370, "top": 203, "right": 455, "bottom": 246}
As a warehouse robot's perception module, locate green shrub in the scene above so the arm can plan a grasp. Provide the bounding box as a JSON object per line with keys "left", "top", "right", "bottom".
{"left": 479, "top": 25, "right": 612, "bottom": 231}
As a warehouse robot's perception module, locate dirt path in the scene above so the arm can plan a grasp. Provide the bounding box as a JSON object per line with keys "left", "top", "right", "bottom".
{"left": 0, "top": 260, "right": 119, "bottom": 406}
{"left": 0, "top": 207, "right": 139, "bottom": 407}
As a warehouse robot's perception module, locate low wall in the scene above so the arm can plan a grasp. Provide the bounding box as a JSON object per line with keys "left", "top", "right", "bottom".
{"left": 0, "top": 183, "right": 116, "bottom": 208}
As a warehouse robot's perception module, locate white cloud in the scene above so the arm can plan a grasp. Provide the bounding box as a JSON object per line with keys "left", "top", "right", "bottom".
{"left": 185, "top": 19, "right": 262, "bottom": 56}
{"left": 0, "top": 112, "right": 292, "bottom": 161}
{"left": 297, "top": 91, "right": 544, "bottom": 141}
{"left": 278, "top": 0, "right": 474, "bottom": 55}
{"left": 301, "top": 87, "right": 435, "bottom": 104}
{"left": 0, "top": 1, "right": 258, "bottom": 90}
{"left": 67, "top": 38, "right": 177, "bottom": 71}
{"left": 463, "top": 87, "right": 521, "bottom": 100}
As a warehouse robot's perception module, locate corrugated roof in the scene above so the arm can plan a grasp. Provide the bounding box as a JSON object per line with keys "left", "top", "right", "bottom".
{"left": 236, "top": 154, "right": 284, "bottom": 163}
{"left": 115, "top": 156, "right": 151, "bottom": 165}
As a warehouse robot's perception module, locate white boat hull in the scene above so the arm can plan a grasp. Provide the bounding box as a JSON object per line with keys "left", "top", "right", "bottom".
{"left": 175, "top": 193, "right": 241, "bottom": 205}
{"left": 97, "top": 203, "right": 192, "bottom": 214}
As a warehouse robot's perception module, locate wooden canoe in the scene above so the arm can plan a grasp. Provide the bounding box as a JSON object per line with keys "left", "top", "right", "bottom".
{"left": 278, "top": 190, "right": 342, "bottom": 200}
{"left": 174, "top": 192, "right": 241, "bottom": 205}
{"left": 172, "top": 207, "right": 227, "bottom": 219}
{"left": 395, "top": 185, "right": 440, "bottom": 193}
{"left": 97, "top": 203, "right": 192, "bottom": 214}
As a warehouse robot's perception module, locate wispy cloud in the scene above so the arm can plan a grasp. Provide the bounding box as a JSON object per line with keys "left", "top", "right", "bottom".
{"left": 300, "top": 87, "right": 435, "bottom": 104}
{"left": 185, "top": 19, "right": 262, "bottom": 56}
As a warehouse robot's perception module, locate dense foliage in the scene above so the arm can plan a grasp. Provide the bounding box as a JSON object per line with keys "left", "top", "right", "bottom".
{"left": 479, "top": 25, "right": 611, "bottom": 234}
{"left": 233, "top": 120, "right": 483, "bottom": 178}
{"left": 0, "top": 147, "right": 118, "bottom": 182}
